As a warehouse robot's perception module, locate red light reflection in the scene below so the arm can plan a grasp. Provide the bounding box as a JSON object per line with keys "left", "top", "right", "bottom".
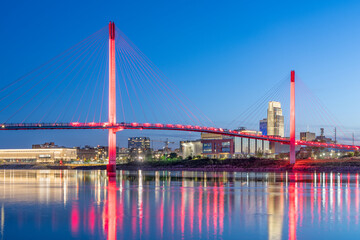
{"left": 70, "top": 205, "right": 80, "bottom": 235}
{"left": 288, "top": 181, "right": 297, "bottom": 240}
{"left": 107, "top": 178, "right": 117, "bottom": 240}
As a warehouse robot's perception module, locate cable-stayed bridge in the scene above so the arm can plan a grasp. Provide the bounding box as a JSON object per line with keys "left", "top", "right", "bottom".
{"left": 0, "top": 22, "right": 358, "bottom": 172}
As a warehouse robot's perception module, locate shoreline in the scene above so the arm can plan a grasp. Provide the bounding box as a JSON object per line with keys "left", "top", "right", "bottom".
{"left": 1, "top": 158, "right": 360, "bottom": 173}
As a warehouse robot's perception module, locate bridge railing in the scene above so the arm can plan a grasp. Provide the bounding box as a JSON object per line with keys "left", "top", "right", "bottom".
{"left": 2, "top": 123, "right": 73, "bottom": 127}
{"left": 3, "top": 122, "right": 359, "bottom": 150}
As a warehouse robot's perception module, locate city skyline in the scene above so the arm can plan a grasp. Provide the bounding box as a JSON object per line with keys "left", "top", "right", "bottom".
{"left": 2, "top": 2, "right": 360, "bottom": 240}
{"left": 2, "top": 1, "right": 360, "bottom": 148}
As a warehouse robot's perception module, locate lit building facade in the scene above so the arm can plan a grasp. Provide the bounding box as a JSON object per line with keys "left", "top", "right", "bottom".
{"left": 201, "top": 132, "right": 226, "bottom": 140}
{"left": 201, "top": 132, "right": 234, "bottom": 158}
{"left": 267, "top": 101, "right": 284, "bottom": 137}
{"left": 128, "top": 137, "right": 151, "bottom": 161}
{"left": 201, "top": 131, "right": 270, "bottom": 158}
{"left": 234, "top": 137, "right": 270, "bottom": 156}
{"left": 0, "top": 148, "right": 77, "bottom": 163}
{"left": 201, "top": 138, "right": 234, "bottom": 158}
{"left": 180, "top": 140, "right": 202, "bottom": 158}
{"left": 233, "top": 130, "right": 270, "bottom": 155}
{"left": 300, "top": 132, "right": 316, "bottom": 141}
{"left": 128, "top": 137, "right": 150, "bottom": 150}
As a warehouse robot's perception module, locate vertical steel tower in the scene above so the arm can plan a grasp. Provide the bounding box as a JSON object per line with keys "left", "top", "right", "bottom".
{"left": 107, "top": 22, "right": 116, "bottom": 172}
{"left": 290, "top": 70, "right": 296, "bottom": 164}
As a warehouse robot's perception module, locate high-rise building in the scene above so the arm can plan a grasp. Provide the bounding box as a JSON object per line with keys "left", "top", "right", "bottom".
{"left": 267, "top": 101, "right": 284, "bottom": 137}
{"left": 259, "top": 119, "right": 267, "bottom": 135}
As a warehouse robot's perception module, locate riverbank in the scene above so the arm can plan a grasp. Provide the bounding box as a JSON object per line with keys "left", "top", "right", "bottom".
{"left": 1, "top": 158, "right": 360, "bottom": 172}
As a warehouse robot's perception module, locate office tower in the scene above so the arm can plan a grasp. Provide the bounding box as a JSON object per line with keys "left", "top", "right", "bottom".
{"left": 267, "top": 101, "right": 284, "bottom": 137}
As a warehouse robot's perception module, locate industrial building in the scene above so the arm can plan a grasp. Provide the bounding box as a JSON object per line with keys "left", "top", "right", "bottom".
{"left": 300, "top": 132, "right": 316, "bottom": 141}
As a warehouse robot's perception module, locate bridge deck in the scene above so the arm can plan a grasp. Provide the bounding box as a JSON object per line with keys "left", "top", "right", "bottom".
{"left": 1, "top": 122, "right": 358, "bottom": 150}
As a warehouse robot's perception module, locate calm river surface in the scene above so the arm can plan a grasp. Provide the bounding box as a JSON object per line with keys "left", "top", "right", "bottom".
{"left": 0, "top": 170, "right": 359, "bottom": 239}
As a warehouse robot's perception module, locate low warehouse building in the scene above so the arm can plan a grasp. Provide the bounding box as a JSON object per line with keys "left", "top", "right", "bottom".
{"left": 0, "top": 148, "right": 77, "bottom": 163}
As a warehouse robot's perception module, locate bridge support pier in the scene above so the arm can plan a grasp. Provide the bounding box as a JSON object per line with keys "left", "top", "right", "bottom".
{"left": 290, "top": 70, "right": 296, "bottom": 164}
{"left": 107, "top": 21, "right": 116, "bottom": 174}
{"left": 107, "top": 128, "right": 117, "bottom": 172}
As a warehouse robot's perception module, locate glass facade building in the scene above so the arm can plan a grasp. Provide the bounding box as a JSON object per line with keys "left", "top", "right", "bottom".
{"left": 234, "top": 137, "right": 270, "bottom": 156}
{"left": 128, "top": 137, "right": 150, "bottom": 150}
{"left": 259, "top": 119, "right": 268, "bottom": 135}
{"left": 267, "top": 101, "right": 284, "bottom": 137}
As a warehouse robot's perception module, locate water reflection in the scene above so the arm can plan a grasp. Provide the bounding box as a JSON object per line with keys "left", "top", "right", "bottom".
{"left": 1, "top": 170, "right": 360, "bottom": 239}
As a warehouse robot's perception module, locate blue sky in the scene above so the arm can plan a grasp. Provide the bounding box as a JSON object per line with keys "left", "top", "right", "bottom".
{"left": 1, "top": 0, "right": 360, "bottom": 148}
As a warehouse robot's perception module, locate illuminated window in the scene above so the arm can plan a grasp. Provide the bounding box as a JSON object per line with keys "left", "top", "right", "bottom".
{"left": 203, "top": 143, "right": 212, "bottom": 153}
{"left": 221, "top": 141, "right": 230, "bottom": 152}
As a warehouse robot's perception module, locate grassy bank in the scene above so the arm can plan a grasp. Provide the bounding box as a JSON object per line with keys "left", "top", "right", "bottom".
{"left": 1, "top": 158, "right": 360, "bottom": 173}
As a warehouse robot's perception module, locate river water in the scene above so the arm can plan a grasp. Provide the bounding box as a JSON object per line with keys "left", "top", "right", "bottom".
{"left": 0, "top": 170, "right": 359, "bottom": 239}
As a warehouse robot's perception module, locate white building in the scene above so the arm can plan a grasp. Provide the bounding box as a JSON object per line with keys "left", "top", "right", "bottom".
{"left": 0, "top": 148, "right": 77, "bottom": 163}
{"left": 234, "top": 137, "right": 270, "bottom": 156}
{"left": 180, "top": 140, "right": 202, "bottom": 158}
{"left": 267, "top": 101, "right": 284, "bottom": 137}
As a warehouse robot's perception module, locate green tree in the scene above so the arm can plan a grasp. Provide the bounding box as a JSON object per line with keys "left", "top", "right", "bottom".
{"left": 145, "top": 152, "right": 153, "bottom": 161}
{"left": 255, "top": 150, "right": 264, "bottom": 158}
{"left": 169, "top": 153, "right": 177, "bottom": 159}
